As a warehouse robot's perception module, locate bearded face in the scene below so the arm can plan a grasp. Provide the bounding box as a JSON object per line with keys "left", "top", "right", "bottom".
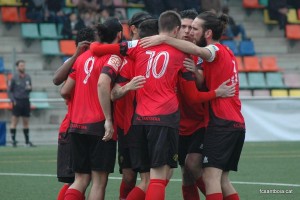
{"left": 190, "top": 18, "right": 208, "bottom": 47}
{"left": 195, "top": 31, "right": 207, "bottom": 47}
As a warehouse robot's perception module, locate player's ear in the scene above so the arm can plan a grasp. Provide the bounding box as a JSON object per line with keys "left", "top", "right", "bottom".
{"left": 205, "top": 29, "right": 212, "bottom": 39}
{"left": 117, "top": 31, "right": 123, "bottom": 42}
{"left": 174, "top": 26, "right": 180, "bottom": 36}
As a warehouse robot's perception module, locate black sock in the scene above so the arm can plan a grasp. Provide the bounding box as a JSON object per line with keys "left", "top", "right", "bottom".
{"left": 10, "top": 129, "right": 16, "bottom": 142}
{"left": 23, "top": 129, "right": 29, "bottom": 144}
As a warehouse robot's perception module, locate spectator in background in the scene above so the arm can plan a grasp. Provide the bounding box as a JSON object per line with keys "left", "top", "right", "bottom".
{"left": 22, "top": 0, "right": 45, "bottom": 22}
{"left": 268, "top": 0, "right": 288, "bottom": 29}
{"left": 61, "top": 12, "right": 86, "bottom": 39}
{"left": 73, "top": 0, "right": 101, "bottom": 12}
{"left": 8, "top": 60, "right": 34, "bottom": 147}
{"left": 222, "top": 5, "right": 250, "bottom": 40}
{"left": 201, "top": 0, "right": 222, "bottom": 13}
{"left": 287, "top": 0, "right": 300, "bottom": 9}
{"left": 44, "top": 0, "right": 65, "bottom": 23}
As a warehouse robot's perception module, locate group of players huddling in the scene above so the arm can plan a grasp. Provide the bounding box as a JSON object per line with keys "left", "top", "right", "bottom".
{"left": 53, "top": 7, "right": 245, "bottom": 200}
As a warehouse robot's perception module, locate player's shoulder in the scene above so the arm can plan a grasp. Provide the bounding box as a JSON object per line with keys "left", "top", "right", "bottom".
{"left": 126, "top": 40, "right": 139, "bottom": 49}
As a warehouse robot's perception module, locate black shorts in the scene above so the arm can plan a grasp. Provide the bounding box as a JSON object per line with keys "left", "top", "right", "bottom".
{"left": 118, "top": 127, "right": 132, "bottom": 173}
{"left": 128, "top": 125, "right": 178, "bottom": 172}
{"left": 202, "top": 129, "right": 245, "bottom": 171}
{"left": 178, "top": 128, "right": 205, "bottom": 166}
{"left": 70, "top": 132, "right": 117, "bottom": 174}
{"left": 57, "top": 132, "right": 74, "bottom": 183}
{"left": 12, "top": 99, "right": 30, "bottom": 117}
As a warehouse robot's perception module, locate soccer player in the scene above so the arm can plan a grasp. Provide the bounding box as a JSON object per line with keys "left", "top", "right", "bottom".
{"left": 90, "top": 11, "right": 189, "bottom": 200}
{"left": 111, "top": 19, "right": 159, "bottom": 200}
{"left": 115, "top": 11, "right": 153, "bottom": 200}
{"left": 141, "top": 11, "right": 246, "bottom": 200}
{"left": 53, "top": 27, "right": 96, "bottom": 200}
{"left": 60, "top": 18, "right": 123, "bottom": 200}
{"left": 177, "top": 10, "right": 236, "bottom": 200}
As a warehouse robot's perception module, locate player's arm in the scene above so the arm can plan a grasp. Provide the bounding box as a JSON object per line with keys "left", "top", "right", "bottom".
{"left": 53, "top": 41, "right": 90, "bottom": 85}
{"left": 60, "top": 77, "right": 75, "bottom": 100}
{"left": 183, "top": 57, "right": 204, "bottom": 90}
{"left": 140, "top": 35, "right": 213, "bottom": 61}
{"left": 98, "top": 73, "right": 114, "bottom": 141}
{"left": 90, "top": 41, "right": 129, "bottom": 57}
{"left": 111, "top": 75, "right": 146, "bottom": 101}
{"left": 98, "top": 55, "right": 122, "bottom": 141}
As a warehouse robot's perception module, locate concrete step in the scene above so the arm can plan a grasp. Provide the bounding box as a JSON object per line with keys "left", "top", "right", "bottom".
{"left": 252, "top": 37, "right": 288, "bottom": 54}
{"left": 1, "top": 53, "right": 44, "bottom": 71}
{"left": 0, "top": 36, "right": 41, "bottom": 54}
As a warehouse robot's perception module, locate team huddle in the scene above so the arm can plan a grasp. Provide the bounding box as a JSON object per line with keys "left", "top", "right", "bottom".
{"left": 53, "top": 9, "right": 245, "bottom": 200}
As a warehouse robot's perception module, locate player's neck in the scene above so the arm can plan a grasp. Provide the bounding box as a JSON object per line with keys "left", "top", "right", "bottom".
{"left": 159, "top": 32, "right": 175, "bottom": 38}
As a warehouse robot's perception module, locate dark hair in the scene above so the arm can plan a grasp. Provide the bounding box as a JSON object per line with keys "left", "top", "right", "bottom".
{"left": 96, "top": 17, "right": 123, "bottom": 43}
{"left": 222, "top": 5, "right": 229, "bottom": 14}
{"left": 16, "top": 60, "right": 25, "bottom": 66}
{"left": 138, "top": 19, "right": 159, "bottom": 38}
{"left": 128, "top": 11, "right": 153, "bottom": 27}
{"left": 197, "top": 11, "right": 228, "bottom": 41}
{"left": 180, "top": 9, "right": 198, "bottom": 20}
{"left": 75, "top": 27, "right": 96, "bottom": 46}
{"left": 158, "top": 10, "right": 181, "bottom": 32}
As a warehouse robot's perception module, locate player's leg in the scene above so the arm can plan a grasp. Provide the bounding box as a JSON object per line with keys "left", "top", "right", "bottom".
{"left": 119, "top": 168, "right": 137, "bottom": 200}
{"left": 178, "top": 134, "right": 200, "bottom": 200}
{"left": 126, "top": 125, "right": 150, "bottom": 200}
{"left": 185, "top": 128, "right": 206, "bottom": 195}
{"left": 126, "top": 171, "right": 150, "bottom": 200}
{"left": 89, "top": 134, "right": 117, "bottom": 200}
{"left": 57, "top": 131, "right": 75, "bottom": 200}
{"left": 118, "top": 127, "right": 137, "bottom": 199}
{"left": 221, "top": 171, "right": 239, "bottom": 199}
{"left": 202, "top": 167, "right": 223, "bottom": 199}
{"left": 221, "top": 130, "right": 245, "bottom": 200}
{"left": 88, "top": 170, "right": 109, "bottom": 200}
{"left": 145, "top": 126, "right": 178, "bottom": 200}
{"left": 65, "top": 133, "right": 91, "bottom": 199}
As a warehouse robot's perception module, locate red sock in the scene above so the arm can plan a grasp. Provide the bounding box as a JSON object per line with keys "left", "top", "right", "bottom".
{"left": 119, "top": 180, "right": 135, "bottom": 199}
{"left": 182, "top": 185, "right": 200, "bottom": 200}
{"left": 165, "top": 179, "right": 170, "bottom": 186}
{"left": 224, "top": 193, "right": 239, "bottom": 200}
{"left": 57, "top": 184, "right": 69, "bottom": 200}
{"left": 145, "top": 179, "right": 166, "bottom": 200}
{"left": 196, "top": 176, "right": 206, "bottom": 195}
{"left": 64, "top": 189, "right": 85, "bottom": 200}
{"left": 206, "top": 193, "right": 223, "bottom": 200}
{"left": 126, "top": 187, "right": 146, "bottom": 200}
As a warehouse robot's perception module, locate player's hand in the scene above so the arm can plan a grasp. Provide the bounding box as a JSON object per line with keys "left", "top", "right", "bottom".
{"left": 126, "top": 76, "right": 146, "bottom": 91}
{"left": 140, "top": 35, "right": 166, "bottom": 48}
{"left": 74, "top": 41, "right": 91, "bottom": 57}
{"left": 102, "top": 119, "right": 114, "bottom": 141}
{"left": 215, "top": 79, "right": 236, "bottom": 97}
{"left": 183, "top": 58, "right": 197, "bottom": 73}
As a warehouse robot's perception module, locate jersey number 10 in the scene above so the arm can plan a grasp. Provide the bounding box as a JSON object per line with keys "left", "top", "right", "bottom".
{"left": 145, "top": 50, "right": 169, "bottom": 79}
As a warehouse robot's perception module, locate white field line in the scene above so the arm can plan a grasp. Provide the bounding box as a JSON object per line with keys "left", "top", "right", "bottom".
{"left": 0, "top": 172, "right": 300, "bottom": 187}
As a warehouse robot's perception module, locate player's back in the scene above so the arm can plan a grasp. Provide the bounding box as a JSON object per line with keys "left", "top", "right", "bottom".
{"left": 70, "top": 50, "right": 113, "bottom": 124}
{"left": 134, "top": 43, "right": 187, "bottom": 117}
{"left": 203, "top": 44, "right": 244, "bottom": 125}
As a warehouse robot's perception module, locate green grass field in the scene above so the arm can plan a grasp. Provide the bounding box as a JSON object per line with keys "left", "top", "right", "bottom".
{"left": 0, "top": 142, "right": 300, "bottom": 200}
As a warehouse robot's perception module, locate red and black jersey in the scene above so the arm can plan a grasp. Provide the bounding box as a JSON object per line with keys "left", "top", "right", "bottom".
{"left": 68, "top": 50, "right": 122, "bottom": 136}
{"left": 123, "top": 40, "right": 188, "bottom": 128}
{"left": 202, "top": 43, "right": 245, "bottom": 130}
{"left": 114, "top": 57, "right": 135, "bottom": 135}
